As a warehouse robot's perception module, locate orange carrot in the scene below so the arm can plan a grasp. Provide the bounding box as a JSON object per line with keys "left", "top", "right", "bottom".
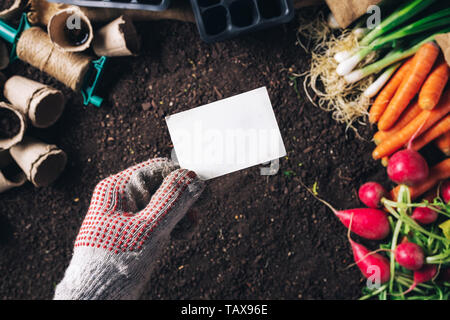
{"left": 369, "top": 58, "right": 413, "bottom": 124}
{"left": 391, "top": 158, "right": 450, "bottom": 200}
{"left": 410, "top": 115, "right": 450, "bottom": 151}
{"left": 378, "top": 42, "right": 440, "bottom": 131}
{"left": 418, "top": 57, "right": 449, "bottom": 110}
{"left": 435, "top": 131, "right": 450, "bottom": 156}
{"left": 373, "top": 90, "right": 450, "bottom": 160}
{"left": 373, "top": 99, "right": 422, "bottom": 144}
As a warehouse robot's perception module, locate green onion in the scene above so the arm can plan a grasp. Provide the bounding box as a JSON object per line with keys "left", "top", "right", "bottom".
{"left": 363, "top": 62, "right": 401, "bottom": 98}
{"left": 337, "top": 9, "right": 450, "bottom": 76}
{"left": 345, "top": 28, "right": 450, "bottom": 83}
{"left": 360, "top": 0, "right": 438, "bottom": 47}
{"left": 370, "top": 9, "right": 450, "bottom": 51}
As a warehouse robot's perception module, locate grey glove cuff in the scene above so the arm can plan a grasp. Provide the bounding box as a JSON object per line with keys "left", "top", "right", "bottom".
{"left": 54, "top": 239, "right": 164, "bottom": 300}
{"left": 54, "top": 159, "right": 204, "bottom": 300}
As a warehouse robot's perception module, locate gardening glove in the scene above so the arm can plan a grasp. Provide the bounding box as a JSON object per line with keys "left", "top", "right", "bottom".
{"left": 54, "top": 158, "right": 205, "bottom": 300}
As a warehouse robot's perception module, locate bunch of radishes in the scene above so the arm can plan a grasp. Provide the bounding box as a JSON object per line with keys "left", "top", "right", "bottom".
{"left": 312, "top": 146, "right": 450, "bottom": 299}
{"left": 356, "top": 147, "right": 450, "bottom": 298}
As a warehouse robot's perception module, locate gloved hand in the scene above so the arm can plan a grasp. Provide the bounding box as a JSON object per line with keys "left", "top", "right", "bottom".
{"left": 54, "top": 158, "right": 205, "bottom": 300}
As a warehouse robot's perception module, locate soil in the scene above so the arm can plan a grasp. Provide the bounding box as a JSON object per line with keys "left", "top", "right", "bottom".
{"left": 63, "top": 20, "right": 91, "bottom": 47}
{"left": 0, "top": 108, "right": 20, "bottom": 139}
{"left": 1, "top": 161, "right": 23, "bottom": 183}
{"left": 0, "top": 6, "right": 445, "bottom": 300}
{"left": 0, "top": 0, "right": 15, "bottom": 11}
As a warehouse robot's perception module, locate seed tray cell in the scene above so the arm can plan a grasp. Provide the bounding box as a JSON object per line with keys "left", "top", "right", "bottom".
{"left": 46, "top": 0, "right": 171, "bottom": 11}
{"left": 191, "top": 0, "right": 294, "bottom": 43}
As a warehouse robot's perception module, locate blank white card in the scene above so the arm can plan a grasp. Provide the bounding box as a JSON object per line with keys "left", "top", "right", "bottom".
{"left": 165, "top": 87, "right": 286, "bottom": 180}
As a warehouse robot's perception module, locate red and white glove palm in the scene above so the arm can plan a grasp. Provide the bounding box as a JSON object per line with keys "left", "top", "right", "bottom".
{"left": 54, "top": 158, "right": 205, "bottom": 300}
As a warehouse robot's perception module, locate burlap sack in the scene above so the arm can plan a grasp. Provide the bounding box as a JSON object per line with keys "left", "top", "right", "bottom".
{"left": 436, "top": 33, "right": 450, "bottom": 68}
{"left": 325, "top": 0, "right": 382, "bottom": 28}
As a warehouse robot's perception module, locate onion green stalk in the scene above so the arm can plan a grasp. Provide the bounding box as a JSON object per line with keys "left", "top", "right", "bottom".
{"left": 370, "top": 16, "right": 450, "bottom": 50}
{"left": 369, "top": 8, "right": 450, "bottom": 51}
{"left": 353, "top": 28, "right": 368, "bottom": 40}
{"left": 359, "top": 0, "right": 438, "bottom": 47}
{"left": 345, "top": 28, "right": 450, "bottom": 83}
{"left": 337, "top": 9, "right": 450, "bottom": 76}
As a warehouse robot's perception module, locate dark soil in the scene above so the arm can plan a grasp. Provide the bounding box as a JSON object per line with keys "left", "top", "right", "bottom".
{"left": 0, "top": 108, "right": 20, "bottom": 139}
{"left": 64, "top": 18, "right": 91, "bottom": 46}
{"left": 1, "top": 161, "right": 22, "bottom": 183}
{"left": 0, "top": 0, "right": 15, "bottom": 11}
{"left": 0, "top": 7, "right": 432, "bottom": 300}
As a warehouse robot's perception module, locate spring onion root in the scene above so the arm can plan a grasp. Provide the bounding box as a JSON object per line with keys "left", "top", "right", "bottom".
{"left": 299, "top": 15, "right": 375, "bottom": 129}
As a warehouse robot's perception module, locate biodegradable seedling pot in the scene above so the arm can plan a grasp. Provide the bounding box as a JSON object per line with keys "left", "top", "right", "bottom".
{"left": 4, "top": 76, "right": 65, "bottom": 128}
{"left": 0, "top": 0, "right": 27, "bottom": 21}
{"left": 0, "top": 150, "right": 26, "bottom": 193}
{"left": 93, "top": 15, "right": 141, "bottom": 57}
{"left": 47, "top": 7, "right": 93, "bottom": 52}
{"left": 10, "top": 136, "right": 67, "bottom": 187}
{"left": 0, "top": 102, "right": 26, "bottom": 150}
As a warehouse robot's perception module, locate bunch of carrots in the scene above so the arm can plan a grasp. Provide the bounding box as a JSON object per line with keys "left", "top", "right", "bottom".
{"left": 368, "top": 41, "right": 450, "bottom": 200}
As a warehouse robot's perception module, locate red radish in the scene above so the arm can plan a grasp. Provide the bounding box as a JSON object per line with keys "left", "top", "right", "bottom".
{"left": 387, "top": 149, "right": 429, "bottom": 186}
{"left": 394, "top": 242, "right": 425, "bottom": 270}
{"left": 411, "top": 206, "right": 438, "bottom": 225}
{"left": 335, "top": 208, "right": 390, "bottom": 240}
{"left": 350, "top": 240, "right": 390, "bottom": 284}
{"left": 303, "top": 185, "right": 390, "bottom": 240}
{"left": 358, "top": 182, "right": 387, "bottom": 208}
{"left": 442, "top": 180, "right": 450, "bottom": 203}
{"left": 402, "top": 265, "right": 437, "bottom": 295}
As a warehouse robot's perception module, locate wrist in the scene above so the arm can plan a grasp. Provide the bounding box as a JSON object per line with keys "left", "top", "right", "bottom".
{"left": 54, "top": 247, "right": 149, "bottom": 300}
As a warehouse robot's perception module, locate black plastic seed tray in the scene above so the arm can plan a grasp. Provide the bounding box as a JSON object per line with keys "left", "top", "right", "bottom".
{"left": 191, "top": 0, "right": 294, "bottom": 43}
{"left": 47, "top": 0, "right": 171, "bottom": 11}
